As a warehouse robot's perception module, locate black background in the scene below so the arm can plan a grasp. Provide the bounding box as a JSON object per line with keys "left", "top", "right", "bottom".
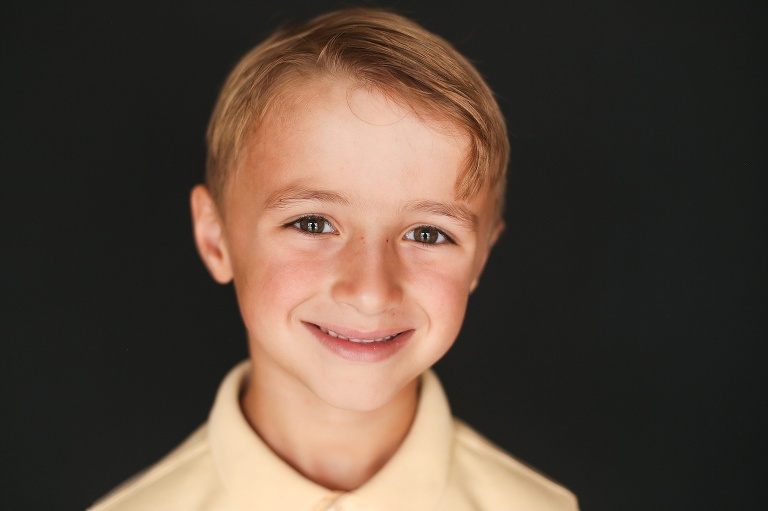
{"left": 2, "top": 1, "right": 766, "bottom": 509}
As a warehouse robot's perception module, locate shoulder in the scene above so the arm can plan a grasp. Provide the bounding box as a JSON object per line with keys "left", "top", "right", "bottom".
{"left": 444, "top": 419, "right": 579, "bottom": 511}
{"left": 88, "top": 425, "right": 228, "bottom": 511}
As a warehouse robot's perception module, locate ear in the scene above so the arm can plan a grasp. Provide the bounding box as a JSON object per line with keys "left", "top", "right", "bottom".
{"left": 469, "top": 220, "right": 504, "bottom": 294}
{"left": 190, "top": 185, "right": 233, "bottom": 284}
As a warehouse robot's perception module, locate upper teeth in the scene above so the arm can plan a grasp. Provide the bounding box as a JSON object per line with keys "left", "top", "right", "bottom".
{"left": 319, "top": 326, "right": 396, "bottom": 344}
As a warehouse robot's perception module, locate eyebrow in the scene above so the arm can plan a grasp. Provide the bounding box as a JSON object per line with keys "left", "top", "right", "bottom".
{"left": 264, "top": 185, "right": 353, "bottom": 210}
{"left": 264, "top": 186, "right": 478, "bottom": 232}
{"left": 405, "top": 200, "right": 479, "bottom": 232}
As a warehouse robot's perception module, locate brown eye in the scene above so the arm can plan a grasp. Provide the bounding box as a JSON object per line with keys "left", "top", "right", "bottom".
{"left": 295, "top": 216, "right": 333, "bottom": 234}
{"left": 407, "top": 225, "right": 449, "bottom": 244}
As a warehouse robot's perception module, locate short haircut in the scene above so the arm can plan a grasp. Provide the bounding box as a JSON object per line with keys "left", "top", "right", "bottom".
{"left": 206, "top": 7, "right": 509, "bottom": 218}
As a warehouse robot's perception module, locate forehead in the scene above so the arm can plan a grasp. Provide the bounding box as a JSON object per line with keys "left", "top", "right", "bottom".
{"left": 247, "top": 78, "right": 466, "bottom": 182}
{"left": 225, "top": 77, "right": 496, "bottom": 227}
{"left": 266, "top": 76, "right": 468, "bottom": 150}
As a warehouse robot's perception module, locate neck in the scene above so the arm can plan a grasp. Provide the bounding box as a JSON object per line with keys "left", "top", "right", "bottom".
{"left": 240, "top": 357, "right": 419, "bottom": 491}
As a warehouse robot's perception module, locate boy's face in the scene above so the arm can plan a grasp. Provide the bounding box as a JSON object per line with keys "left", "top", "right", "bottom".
{"left": 193, "top": 78, "right": 501, "bottom": 412}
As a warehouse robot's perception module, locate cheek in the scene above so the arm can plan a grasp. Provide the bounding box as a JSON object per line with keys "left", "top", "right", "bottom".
{"left": 407, "top": 267, "right": 469, "bottom": 368}
{"left": 232, "top": 245, "right": 327, "bottom": 323}
{"left": 407, "top": 263, "right": 470, "bottom": 334}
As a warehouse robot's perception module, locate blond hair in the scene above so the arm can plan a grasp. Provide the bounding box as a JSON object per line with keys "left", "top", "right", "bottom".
{"left": 206, "top": 8, "right": 509, "bottom": 217}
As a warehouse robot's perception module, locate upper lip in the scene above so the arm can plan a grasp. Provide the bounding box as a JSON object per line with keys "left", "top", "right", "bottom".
{"left": 305, "top": 322, "right": 409, "bottom": 342}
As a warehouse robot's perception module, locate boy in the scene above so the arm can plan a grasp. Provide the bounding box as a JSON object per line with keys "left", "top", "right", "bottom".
{"left": 92, "top": 8, "right": 577, "bottom": 510}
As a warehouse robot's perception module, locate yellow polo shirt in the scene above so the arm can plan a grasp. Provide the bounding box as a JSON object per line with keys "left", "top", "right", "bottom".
{"left": 90, "top": 362, "right": 578, "bottom": 510}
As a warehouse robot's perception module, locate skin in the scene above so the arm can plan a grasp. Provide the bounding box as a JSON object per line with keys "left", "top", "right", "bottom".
{"left": 191, "top": 77, "right": 502, "bottom": 490}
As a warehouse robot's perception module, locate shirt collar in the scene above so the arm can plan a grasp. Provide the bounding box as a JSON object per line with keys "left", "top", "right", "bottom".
{"left": 208, "top": 361, "right": 453, "bottom": 511}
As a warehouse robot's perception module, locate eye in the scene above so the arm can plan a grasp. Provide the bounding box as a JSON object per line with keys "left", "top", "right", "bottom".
{"left": 291, "top": 215, "right": 335, "bottom": 234}
{"left": 405, "top": 225, "right": 453, "bottom": 245}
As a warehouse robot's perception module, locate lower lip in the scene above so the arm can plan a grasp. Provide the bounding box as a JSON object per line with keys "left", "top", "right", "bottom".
{"left": 305, "top": 323, "right": 413, "bottom": 363}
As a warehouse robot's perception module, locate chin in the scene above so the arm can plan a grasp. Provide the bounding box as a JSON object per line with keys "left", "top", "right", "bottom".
{"left": 309, "top": 372, "right": 418, "bottom": 413}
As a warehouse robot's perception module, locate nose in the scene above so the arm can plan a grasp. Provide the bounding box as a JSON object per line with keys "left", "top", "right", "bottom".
{"left": 331, "top": 237, "right": 403, "bottom": 316}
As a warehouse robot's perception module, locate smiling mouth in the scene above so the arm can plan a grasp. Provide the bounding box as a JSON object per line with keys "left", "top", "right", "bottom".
{"left": 316, "top": 325, "right": 401, "bottom": 344}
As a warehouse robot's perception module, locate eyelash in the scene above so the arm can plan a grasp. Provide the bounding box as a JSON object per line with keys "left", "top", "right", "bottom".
{"left": 404, "top": 225, "right": 455, "bottom": 245}
{"left": 285, "top": 215, "right": 336, "bottom": 235}
{"left": 285, "top": 216, "right": 455, "bottom": 245}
